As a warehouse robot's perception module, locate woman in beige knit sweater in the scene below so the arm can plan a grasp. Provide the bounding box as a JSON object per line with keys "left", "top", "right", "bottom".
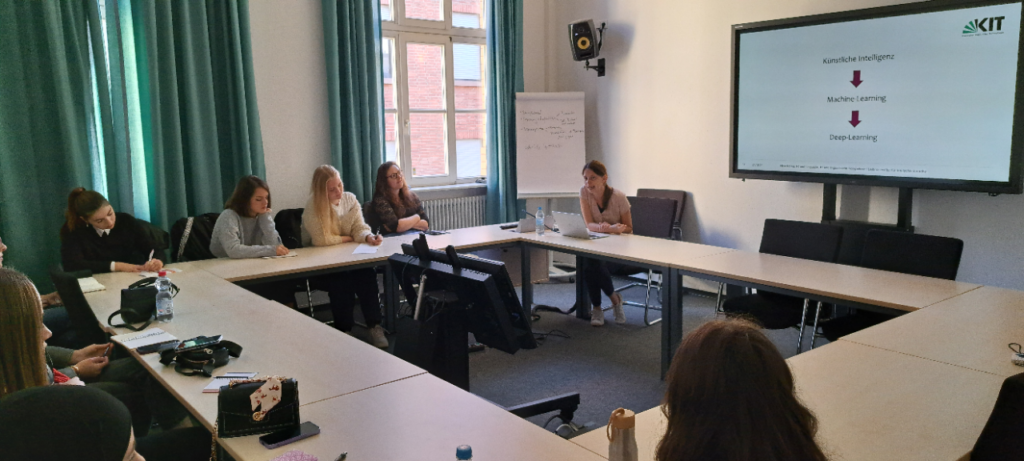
{"left": 301, "top": 165, "right": 387, "bottom": 348}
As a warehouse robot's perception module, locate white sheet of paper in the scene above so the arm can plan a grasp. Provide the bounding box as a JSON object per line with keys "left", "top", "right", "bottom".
{"left": 139, "top": 268, "right": 184, "bottom": 278}
{"left": 110, "top": 328, "right": 178, "bottom": 350}
{"left": 261, "top": 251, "right": 298, "bottom": 259}
{"left": 353, "top": 244, "right": 379, "bottom": 254}
{"left": 77, "top": 277, "right": 106, "bottom": 293}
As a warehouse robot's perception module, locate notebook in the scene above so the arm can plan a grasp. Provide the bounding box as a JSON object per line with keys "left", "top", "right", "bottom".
{"left": 77, "top": 277, "right": 106, "bottom": 293}
{"left": 110, "top": 328, "right": 178, "bottom": 351}
{"left": 203, "top": 372, "right": 259, "bottom": 393}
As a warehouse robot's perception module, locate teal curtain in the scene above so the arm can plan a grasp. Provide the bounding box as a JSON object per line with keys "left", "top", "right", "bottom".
{"left": 127, "top": 0, "right": 265, "bottom": 230}
{"left": 485, "top": 0, "right": 524, "bottom": 224}
{"left": 322, "top": 0, "right": 384, "bottom": 202}
{"left": 0, "top": 0, "right": 97, "bottom": 286}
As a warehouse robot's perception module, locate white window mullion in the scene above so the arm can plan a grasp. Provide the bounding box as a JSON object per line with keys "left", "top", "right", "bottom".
{"left": 444, "top": 38, "right": 457, "bottom": 185}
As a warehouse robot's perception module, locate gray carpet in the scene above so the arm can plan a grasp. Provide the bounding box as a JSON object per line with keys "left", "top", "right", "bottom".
{"left": 464, "top": 278, "right": 829, "bottom": 437}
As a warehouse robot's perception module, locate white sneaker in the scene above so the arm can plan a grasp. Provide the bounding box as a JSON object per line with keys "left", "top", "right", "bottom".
{"left": 590, "top": 305, "right": 605, "bottom": 326}
{"left": 611, "top": 293, "right": 626, "bottom": 324}
{"left": 369, "top": 325, "right": 389, "bottom": 348}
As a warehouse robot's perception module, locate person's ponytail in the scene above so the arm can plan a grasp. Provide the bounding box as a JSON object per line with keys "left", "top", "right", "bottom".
{"left": 60, "top": 188, "right": 109, "bottom": 239}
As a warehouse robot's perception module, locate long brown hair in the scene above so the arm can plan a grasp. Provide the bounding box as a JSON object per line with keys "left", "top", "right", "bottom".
{"left": 0, "top": 268, "right": 48, "bottom": 399}
{"left": 61, "top": 188, "right": 109, "bottom": 239}
{"left": 225, "top": 175, "right": 272, "bottom": 217}
{"left": 657, "top": 318, "right": 828, "bottom": 461}
{"left": 373, "top": 162, "right": 417, "bottom": 215}
{"left": 582, "top": 160, "right": 614, "bottom": 210}
{"left": 310, "top": 165, "right": 343, "bottom": 236}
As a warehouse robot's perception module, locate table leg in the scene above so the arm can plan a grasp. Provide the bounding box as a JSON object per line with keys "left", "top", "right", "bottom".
{"left": 384, "top": 264, "right": 397, "bottom": 332}
{"left": 662, "top": 267, "right": 683, "bottom": 379}
{"left": 521, "top": 244, "right": 533, "bottom": 317}
{"left": 575, "top": 256, "right": 591, "bottom": 319}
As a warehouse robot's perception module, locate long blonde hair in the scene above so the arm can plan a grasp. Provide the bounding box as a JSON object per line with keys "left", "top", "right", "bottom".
{"left": 310, "top": 165, "right": 343, "bottom": 236}
{"left": 0, "top": 268, "right": 48, "bottom": 399}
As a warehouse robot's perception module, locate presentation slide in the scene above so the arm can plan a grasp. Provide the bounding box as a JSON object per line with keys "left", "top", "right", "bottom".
{"left": 736, "top": 3, "right": 1022, "bottom": 182}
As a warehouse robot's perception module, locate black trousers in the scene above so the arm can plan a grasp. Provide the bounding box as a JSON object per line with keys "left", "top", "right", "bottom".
{"left": 582, "top": 259, "right": 625, "bottom": 308}
{"left": 136, "top": 427, "right": 212, "bottom": 461}
{"left": 88, "top": 357, "right": 189, "bottom": 436}
{"left": 310, "top": 268, "right": 382, "bottom": 331}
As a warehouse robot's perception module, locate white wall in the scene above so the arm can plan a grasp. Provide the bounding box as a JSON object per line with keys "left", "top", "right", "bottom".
{"left": 249, "top": 0, "right": 331, "bottom": 211}
{"left": 538, "top": 0, "right": 1024, "bottom": 290}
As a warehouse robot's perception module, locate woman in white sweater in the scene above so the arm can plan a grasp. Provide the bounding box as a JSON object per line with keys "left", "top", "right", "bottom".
{"left": 301, "top": 165, "right": 387, "bottom": 348}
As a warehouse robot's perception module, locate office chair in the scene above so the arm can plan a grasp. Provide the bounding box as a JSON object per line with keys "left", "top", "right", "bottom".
{"left": 610, "top": 196, "right": 677, "bottom": 325}
{"left": 817, "top": 230, "right": 963, "bottom": 343}
{"left": 636, "top": 189, "right": 687, "bottom": 241}
{"left": 272, "top": 208, "right": 329, "bottom": 322}
{"left": 170, "top": 213, "right": 221, "bottom": 262}
{"left": 721, "top": 219, "right": 843, "bottom": 354}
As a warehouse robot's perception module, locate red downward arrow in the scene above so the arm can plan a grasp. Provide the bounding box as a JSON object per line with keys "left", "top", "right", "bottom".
{"left": 851, "top": 70, "right": 863, "bottom": 88}
{"left": 849, "top": 110, "right": 861, "bottom": 128}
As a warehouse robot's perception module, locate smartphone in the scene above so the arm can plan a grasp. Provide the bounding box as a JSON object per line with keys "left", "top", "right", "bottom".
{"left": 175, "top": 335, "right": 223, "bottom": 353}
{"left": 259, "top": 422, "right": 320, "bottom": 449}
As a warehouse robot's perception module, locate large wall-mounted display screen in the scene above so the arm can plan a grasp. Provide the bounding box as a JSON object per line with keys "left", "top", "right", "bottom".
{"left": 730, "top": 0, "right": 1024, "bottom": 193}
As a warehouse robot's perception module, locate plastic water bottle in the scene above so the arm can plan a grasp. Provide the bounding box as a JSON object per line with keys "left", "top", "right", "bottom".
{"left": 456, "top": 445, "right": 472, "bottom": 460}
{"left": 536, "top": 206, "right": 545, "bottom": 236}
{"left": 155, "top": 270, "right": 174, "bottom": 322}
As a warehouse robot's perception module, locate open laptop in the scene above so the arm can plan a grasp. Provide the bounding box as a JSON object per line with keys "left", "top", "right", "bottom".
{"left": 552, "top": 212, "right": 610, "bottom": 240}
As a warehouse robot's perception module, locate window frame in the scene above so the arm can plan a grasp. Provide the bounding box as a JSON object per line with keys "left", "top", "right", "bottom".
{"left": 382, "top": 0, "right": 488, "bottom": 187}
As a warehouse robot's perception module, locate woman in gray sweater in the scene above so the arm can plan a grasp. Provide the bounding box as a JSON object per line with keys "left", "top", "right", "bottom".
{"left": 210, "top": 176, "right": 292, "bottom": 304}
{"left": 210, "top": 176, "right": 289, "bottom": 259}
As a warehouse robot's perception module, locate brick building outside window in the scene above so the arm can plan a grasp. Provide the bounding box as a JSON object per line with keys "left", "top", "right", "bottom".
{"left": 381, "top": 0, "right": 488, "bottom": 187}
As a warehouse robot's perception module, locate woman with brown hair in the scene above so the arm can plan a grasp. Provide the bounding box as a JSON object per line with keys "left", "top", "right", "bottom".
{"left": 209, "top": 175, "right": 289, "bottom": 259}
{"left": 657, "top": 318, "right": 829, "bottom": 461}
{"left": 60, "top": 188, "right": 165, "bottom": 273}
{"left": 366, "top": 162, "right": 429, "bottom": 235}
{"left": 300, "top": 165, "right": 388, "bottom": 348}
{"left": 579, "top": 160, "right": 632, "bottom": 326}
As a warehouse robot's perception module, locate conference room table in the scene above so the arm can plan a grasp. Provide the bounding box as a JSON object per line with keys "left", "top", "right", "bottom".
{"left": 87, "top": 264, "right": 606, "bottom": 461}
{"left": 191, "top": 224, "right": 984, "bottom": 376}
{"left": 570, "top": 340, "right": 1006, "bottom": 461}
{"left": 82, "top": 224, "right": 1010, "bottom": 460}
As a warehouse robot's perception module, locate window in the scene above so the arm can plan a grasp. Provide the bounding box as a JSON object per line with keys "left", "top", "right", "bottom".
{"left": 381, "top": 0, "right": 488, "bottom": 187}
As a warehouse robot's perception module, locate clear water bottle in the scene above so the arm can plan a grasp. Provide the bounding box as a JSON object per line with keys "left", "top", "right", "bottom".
{"left": 456, "top": 445, "right": 472, "bottom": 460}
{"left": 155, "top": 270, "right": 174, "bottom": 322}
{"left": 536, "top": 206, "right": 545, "bottom": 236}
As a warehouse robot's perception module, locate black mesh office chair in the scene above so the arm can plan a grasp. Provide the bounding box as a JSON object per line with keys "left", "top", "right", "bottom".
{"left": 971, "top": 371, "right": 1024, "bottom": 461}
{"left": 817, "top": 230, "right": 963, "bottom": 342}
{"left": 170, "top": 213, "right": 220, "bottom": 262}
{"left": 636, "top": 189, "right": 686, "bottom": 240}
{"left": 611, "top": 196, "right": 677, "bottom": 325}
{"left": 722, "top": 219, "right": 843, "bottom": 354}
{"left": 272, "top": 208, "right": 326, "bottom": 322}
{"left": 49, "top": 267, "right": 109, "bottom": 347}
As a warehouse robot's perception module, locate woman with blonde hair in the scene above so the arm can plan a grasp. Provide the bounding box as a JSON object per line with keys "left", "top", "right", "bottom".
{"left": 301, "top": 165, "right": 387, "bottom": 348}
{"left": 0, "top": 268, "right": 189, "bottom": 435}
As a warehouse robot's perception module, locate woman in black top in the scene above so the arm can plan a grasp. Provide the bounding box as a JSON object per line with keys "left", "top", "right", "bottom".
{"left": 60, "top": 188, "right": 164, "bottom": 274}
{"left": 366, "top": 162, "right": 429, "bottom": 235}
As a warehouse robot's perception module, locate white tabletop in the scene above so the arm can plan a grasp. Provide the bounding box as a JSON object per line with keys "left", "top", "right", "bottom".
{"left": 221, "top": 373, "right": 606, "bottom": 461}
{"left": 842, "top": 285, "right": 1024, "bottom": 377}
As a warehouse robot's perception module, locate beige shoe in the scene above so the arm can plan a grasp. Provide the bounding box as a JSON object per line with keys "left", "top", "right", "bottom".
{"left": 590, "top": 305, "right": 605, "bottom": 326}
{"left": 611, "top": 293, "right": 626, "bottom": 324}
{"left": 369, "top": 325, "right": 389, "bottom": 348}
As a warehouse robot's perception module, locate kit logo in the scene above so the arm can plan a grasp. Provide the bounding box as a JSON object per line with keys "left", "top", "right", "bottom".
{"left": 963, "top": 16, "right": 1005, "bottom": 34}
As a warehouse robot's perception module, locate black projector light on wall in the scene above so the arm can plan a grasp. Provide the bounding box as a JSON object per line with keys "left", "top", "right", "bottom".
{"left": 568, "top": 19, "right": 606, "bottom": 76}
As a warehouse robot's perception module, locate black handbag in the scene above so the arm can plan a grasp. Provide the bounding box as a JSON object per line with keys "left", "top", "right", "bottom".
{"left": 159, "top": 339, "right": 242, "bottom": 377}
{"left": 217, "top": 376, "right": 300, "bottom": 438}
{"left": 108, "top": 277, "right": 179, "bottom": 331}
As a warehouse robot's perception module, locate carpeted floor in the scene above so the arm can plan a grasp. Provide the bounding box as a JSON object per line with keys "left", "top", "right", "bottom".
{"left": 464, "top": 277, "right": 829, "bottom": 437}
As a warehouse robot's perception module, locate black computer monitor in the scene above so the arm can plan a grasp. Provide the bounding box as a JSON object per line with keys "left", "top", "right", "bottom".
{"left": 393, "top": 245, "right": 537, "bottom": 353}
